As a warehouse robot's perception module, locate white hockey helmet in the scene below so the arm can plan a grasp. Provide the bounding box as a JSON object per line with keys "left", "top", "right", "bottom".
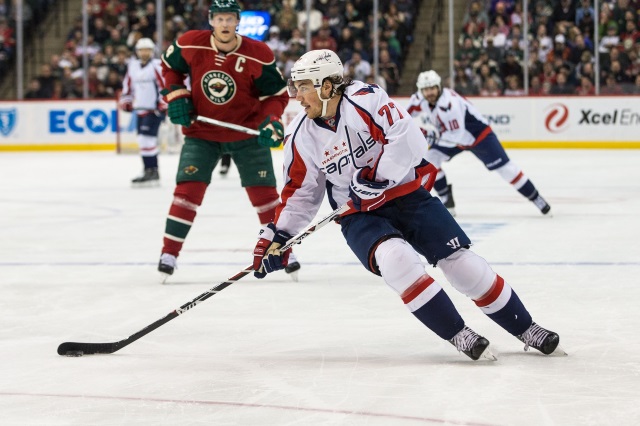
{"left": 416, "top": 70, "right": 441, "bottom": 90}
{"left": 288, "top": 49, "right": 344, "bottom": 117}
{"left": 289, "top": 49, "right": 343, "bottom": 88}
{"left": 135, "top": 37, "right": 155, "bottom": 52}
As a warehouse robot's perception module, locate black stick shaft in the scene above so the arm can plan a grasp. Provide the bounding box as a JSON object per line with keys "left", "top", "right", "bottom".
{"left": 57, "top": 205, "right": 350, "bottom": 356}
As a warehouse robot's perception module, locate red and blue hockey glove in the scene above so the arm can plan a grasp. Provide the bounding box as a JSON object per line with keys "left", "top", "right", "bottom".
{"left": 258, "top": 115, "right": 284, "bottom": 148}
{"left": 157, "top": 98, "right": 168, "bottom": 114}
{"left": 161, "top": 85, "right": 194, "bottom": 127}
{"left": 253, "top": 223, "right": 292, "bottom": 278}
{"left": 349, "top": 167, "right": 390, "bottom": 212}
{"left": 418, "top": 121, "right": 440, "bottom": 149}
{"left": 119, "top": 96, "right": 133, "bottom": 112}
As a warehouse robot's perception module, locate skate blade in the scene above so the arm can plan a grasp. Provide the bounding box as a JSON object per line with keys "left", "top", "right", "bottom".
{"left": 538, "top": 207, "right": 553, "bottom": 217}
{"left": 159, "top": 271, "right": 171, "bottom": 284}
{"left": 479, "top": 345, "right": 498, "bottom": 361}
{"left": 132, "top": 181, "right": 161, "bottom": 188}
{"left": 285, "top": 261, "right": 300, "bottom": 282}
{"left": 549, "top": 344, "right": 568, "bottom": 356}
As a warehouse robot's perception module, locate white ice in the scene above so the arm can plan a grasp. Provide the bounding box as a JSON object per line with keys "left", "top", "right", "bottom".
{"left": 1, "top": 148, "right": 639, "bottom": 426}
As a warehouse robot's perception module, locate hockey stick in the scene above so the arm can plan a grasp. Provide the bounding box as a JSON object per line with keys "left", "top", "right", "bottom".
{"left": 195, "top": 115, "right": 260, "bottom": 136}
{"left": 57, "top": 203, "right": 351, "bottom": 356}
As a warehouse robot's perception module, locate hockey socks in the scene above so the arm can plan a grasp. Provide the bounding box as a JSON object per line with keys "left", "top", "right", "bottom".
{"left": 405, "top": 276, "right": 494, "bottom": 360}
{"left": 433, "top": 175, "right": 452, "bottom": 204}
{"left": 411, "top": 288, "right": 466, "bottom": 340}
{"left": 401, "top": 275, "right": 465, "bottom": 340}
{"left": 374, "top": 239, "right": 465, "bottom": 340}
{"left": 474, "top": 275, "right": 533, "bottom": 336}
{"left": 245, "top": 186, "right": 280, "bottom": 224}
{"left": 162, "top": 181, "right": 207, "bottom": 257}
{"left": 512, "top": 176, "right": 539, "bottom": 201}
{"left": 142, "top": 155, "right": 158, "bottom": 169}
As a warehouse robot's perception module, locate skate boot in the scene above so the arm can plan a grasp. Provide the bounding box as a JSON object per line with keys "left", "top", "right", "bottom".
{"left": 449, "top": 326, "right": 496, "bottom": 361}
{"left": 518, "top": 322, "right": 564, "bottom": 355}
{"left": 158, "top": 253, "right": 177, "bottom": 283}
{"left": 219, "top": 154, "right": 231, "bottom": 176}
{"left": 285, "top": 251, "right": 301, "bottom": 282}
{"left": 132, "top": 168, "right": 160, "bottom": 187}
{"left": 441, "top": 184, "right": 456, "bottom": 217}
{"left": 532, "top": 194, "right": 551, "bottom": 215}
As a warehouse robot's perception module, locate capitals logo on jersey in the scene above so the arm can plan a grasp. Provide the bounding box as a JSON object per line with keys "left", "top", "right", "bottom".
{"left": 352, "top": 84, "right": 379, "bottom": 96}
{"left": 324, "top": 132, "right": 377, "bottom": 175}
{"left": 202, "top": 71, "right": 236, "bottom": 105}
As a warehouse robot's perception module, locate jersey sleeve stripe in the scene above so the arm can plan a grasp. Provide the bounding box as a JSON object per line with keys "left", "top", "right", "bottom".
{"left": 258, "top": 86, "right": 287, "bottom": 101}
{"left": 346, "top": 97, "right": 389, "bottom": 145}
{"left": 465, "top": 108, "right": 491, "bottom": 140}
{"left": 231, "top": 52, "right": 276, "bottom": 66}
{"left": 175, "top": 41, "right": 216, "bottom": 52}
{"left": 471, "top": 126, "right": 492, "bottom": 147}
{"left": 160, "top": 56, "right": 173, "bottom": 69}
{"left": 407, "top": 105, "right": 421, "bottom": 115}
{"left": 276, "top": 121, "right": 307, "bottom": 223}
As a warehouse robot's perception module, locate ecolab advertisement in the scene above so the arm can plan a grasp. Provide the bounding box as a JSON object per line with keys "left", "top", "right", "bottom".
{"left": 1, "top": 97, "right": 639, "bottom": 151}
{"left": 0, "top": 100, "right": 123, "bottom": 150}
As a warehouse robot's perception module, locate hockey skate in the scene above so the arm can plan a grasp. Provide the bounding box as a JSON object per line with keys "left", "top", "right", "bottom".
{"left": 132, "top": 168, "right": 160, "bottom": 187}
{"left": 518, "top": 322, "right": 566, "bottom": 355}
{"left": 532, "top": 194, "right": 551, "bottom": 215}
{"left": 158, "top": 253, "right": 177, "bottom": 283}
{"left": 449, "top": 326, "right": 496, "bottom": 361}
{"left": 285, "top": 251, "right": 301, "bottom": 282}
{"left": 441, "top": 184, "right": 456, "bottom": 217}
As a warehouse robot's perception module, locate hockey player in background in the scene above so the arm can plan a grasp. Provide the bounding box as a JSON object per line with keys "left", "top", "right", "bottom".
{"left": 157, "top": 0, "right": 300, "bottom": 281}
{"left": 119, "top": 37, "right": 167, "bottom": 187}
{"left": 407, "top": 70, "right": 551, "bottom": 216}
{"left": 253, "top": 49, "right": 564, "bottom": 360}
{"left": 219, "top": 153, "right": 232, "bottom": 175}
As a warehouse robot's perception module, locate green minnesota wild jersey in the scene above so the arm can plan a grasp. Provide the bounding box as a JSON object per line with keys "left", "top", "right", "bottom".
{"left": 162, "top": 31, "right": 289, "bottom": 142}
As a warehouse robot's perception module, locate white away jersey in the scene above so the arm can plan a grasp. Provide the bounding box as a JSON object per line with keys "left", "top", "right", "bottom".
{"left": 407, "top": 88, "right": 492, "bottom": 148}
{"left": 121, "top": 58, "right": 166, "bottom": 112}
{"left": 275, "top": 81, "right": 430, "bottom": 235}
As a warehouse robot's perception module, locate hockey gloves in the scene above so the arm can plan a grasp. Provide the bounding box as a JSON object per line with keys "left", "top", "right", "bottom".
{"left": 349, "top": 167, "right": 390, "bottom": 212}
{"left": 258, "top": 115, "right": 285, "bottom": 148}
{"left": 418, "top": 121, "right": 440, "bottom": 149}
{"left": 161, "top": 85, "right": 194, "bottom": 127}
{"left": 253, "top": 223, "right": 292, "bottom": 278}
{"left": 119, "top": 96, "right": 133, "bottom": 112}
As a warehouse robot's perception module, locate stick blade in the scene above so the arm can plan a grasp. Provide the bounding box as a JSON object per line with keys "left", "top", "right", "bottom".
{"left": 57, "top": 341, "right": 119, "bottom": 356}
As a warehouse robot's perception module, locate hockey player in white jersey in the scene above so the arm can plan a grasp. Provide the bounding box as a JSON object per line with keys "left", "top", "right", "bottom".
{"left": 407, "top": 70, "right": 551, "bottom": 216}
{"left": 119, "top": 38, "right": 167, "bottom": 187}
{"left": 251, "top": 49, "right": 564, "bottom": 360}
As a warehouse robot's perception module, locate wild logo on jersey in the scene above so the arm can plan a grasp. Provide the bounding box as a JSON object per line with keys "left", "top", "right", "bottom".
{"left": 202, "top": 71, "right": 236, "bottom": 105}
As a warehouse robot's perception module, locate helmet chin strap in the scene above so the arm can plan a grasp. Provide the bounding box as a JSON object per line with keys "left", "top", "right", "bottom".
{"left": 316, "top": 87, "right": 334, "bottom": 118}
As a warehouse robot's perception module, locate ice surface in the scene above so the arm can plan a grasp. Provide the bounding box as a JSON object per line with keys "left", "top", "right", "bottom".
{"left": 1, "top": 149, "right": 639, "bottom": 425}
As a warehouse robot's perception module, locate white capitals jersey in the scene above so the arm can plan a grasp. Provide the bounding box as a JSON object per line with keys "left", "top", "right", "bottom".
{"left": 121, "top": 58, "right": 166, "bottom": 112}
{"left": 407, "top": 88, "right": 492, "bottom": 148}
{"left": 275, "top": 81, "right": 431, "bottom": 235}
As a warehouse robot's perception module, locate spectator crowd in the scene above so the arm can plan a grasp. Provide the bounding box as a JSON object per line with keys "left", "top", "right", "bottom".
{"left": 14, "top": 0, "right": 418, "bottom": 99}
{"left": 1, "top": 0, "right": 55, "bottom": 76}
{"left": 7, "top": 0, "right": 640, "bottom": 99}
{"left": 453, "top": 0, "right": 640, "bottom": 96}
